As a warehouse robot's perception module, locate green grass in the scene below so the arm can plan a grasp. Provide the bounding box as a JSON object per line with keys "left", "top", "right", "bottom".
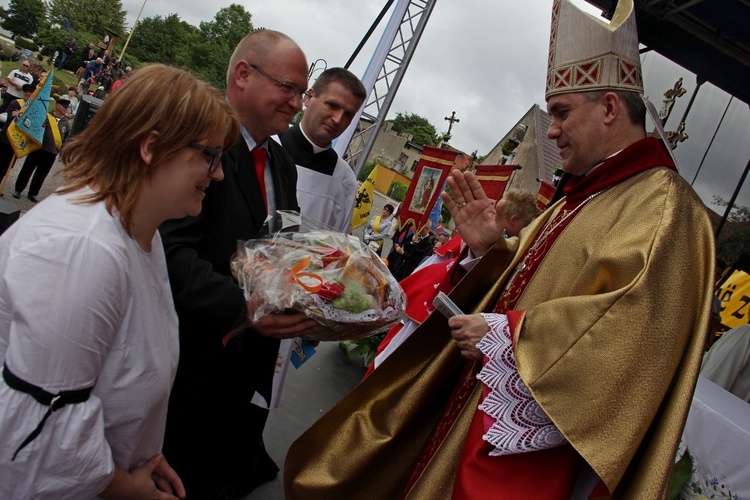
{"left": 51, "top": 69, "right": 78, "bottom": 91}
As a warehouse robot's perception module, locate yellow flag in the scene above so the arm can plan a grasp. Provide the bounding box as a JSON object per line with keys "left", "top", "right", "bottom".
{"left": 350, "top": 164, "right": 379, "bottom": 230}
{"left": 716, "top": 269, "right": 750, "bottom": 328}
{"left": 7, "top": 120, "right": 41, "bottom": 157}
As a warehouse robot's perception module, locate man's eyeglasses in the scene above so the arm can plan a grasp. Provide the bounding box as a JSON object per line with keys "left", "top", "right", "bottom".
{"left": 250, "top": 64, "right": 310, "bottom": 101}
{"left": 189, "top": 142, "right": 223, "bottom": 173}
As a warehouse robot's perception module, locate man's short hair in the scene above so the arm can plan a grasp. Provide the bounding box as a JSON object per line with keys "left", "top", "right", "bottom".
{"left": 383, "top": 203, "right": 395, "bottom": 215}
{"left": 583, "top": 89, "right": 646, "bottom": 127}
{"left": 226, "top": 29, "right": 294, "bottom": 87}
{"left": 312, "top": 67, "right": 366, "bottom": 102}
{"left": 504, "top": 189, "right": 540, "bottom": 226}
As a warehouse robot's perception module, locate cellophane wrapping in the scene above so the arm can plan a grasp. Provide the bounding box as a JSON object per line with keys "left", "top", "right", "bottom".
{"left": 231, "top": 230, "right": 406, "bottom": 341}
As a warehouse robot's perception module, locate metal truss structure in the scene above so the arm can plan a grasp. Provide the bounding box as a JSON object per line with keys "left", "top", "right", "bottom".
{"left": 336, "top": 0, "right": 438, "bottom": 177}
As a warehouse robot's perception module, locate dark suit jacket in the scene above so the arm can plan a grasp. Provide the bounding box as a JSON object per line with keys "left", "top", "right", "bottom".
{"left": 159, "top": 137, "right": 299, "bottom": 494}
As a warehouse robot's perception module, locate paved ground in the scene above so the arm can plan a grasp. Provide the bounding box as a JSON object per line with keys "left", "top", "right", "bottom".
{"left": 0, "top": 155, "right": 64, "bottom": 222}
{"left": 244, "top": 341, "right": 367, "bottom": 500}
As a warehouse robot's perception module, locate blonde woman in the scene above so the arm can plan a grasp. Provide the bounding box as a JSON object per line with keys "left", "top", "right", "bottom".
{"left": 0, "top": 64, "right": 239, "bottom": 499}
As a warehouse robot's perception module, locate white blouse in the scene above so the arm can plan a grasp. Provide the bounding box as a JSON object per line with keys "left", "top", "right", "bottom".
{"left": 0, "top": 189, "right": 178, "bottom": 499}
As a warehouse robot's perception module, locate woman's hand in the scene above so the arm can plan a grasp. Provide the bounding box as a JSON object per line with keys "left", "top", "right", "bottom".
{"left": 151, "top": 455, "right": 185, "bottom": 498}
{"left": 448, "top": 314, "right": 489, "bottom": 361}
{"left": 100, "top": 454, "right": 186, "bottom": 499}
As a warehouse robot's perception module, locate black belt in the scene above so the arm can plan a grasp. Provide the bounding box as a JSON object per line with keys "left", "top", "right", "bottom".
{"left": 2, "top": 364, "right": 93, "bottom": 461}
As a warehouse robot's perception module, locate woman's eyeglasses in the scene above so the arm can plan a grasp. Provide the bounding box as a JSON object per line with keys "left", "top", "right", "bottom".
{"left": 189, "top": 142, "right": 223, "bottom": 173}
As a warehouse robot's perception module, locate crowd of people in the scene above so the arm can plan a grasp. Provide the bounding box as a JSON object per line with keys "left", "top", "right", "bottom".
{"left": 53, "top": 38, "right": 131, "bottom": 98}
{"left": 0, "top": 0, "right": 721, "bottom": 498}
{"left": 0, "top": 36, "right": 132, "bottom": 201}
{"left": 0, "top": 60, "right": 79, "bottom": 201}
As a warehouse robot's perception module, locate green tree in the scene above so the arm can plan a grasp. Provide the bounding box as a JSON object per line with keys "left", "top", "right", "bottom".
{"left": 713, "top": 196, "right": 750, "bottom": 265}
{"left": 470, "top": 150, "right": 486, "bottom": 164}
{"left": 181, "top": 4, "right": 255, "bottom": 89}
{"left": 388, "top": 181, "right": 408, "bottom": 202}
{"left": 389, "top": 112, "right": 439, "bottom": 147}
{"left": 2, "top": 0, "right": 46, "bottom": 39}
{"left": 125, "top": 14, "right": 196, "bottom": 65}
{"left": 47, "top": 0, "right": 125, "bottom": 38}
{"left": 358, "top": 160, "right": 377, "bottom": 182}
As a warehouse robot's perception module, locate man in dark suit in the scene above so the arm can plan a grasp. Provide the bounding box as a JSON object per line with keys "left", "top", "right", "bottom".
{"left": 159, "top": 30, "right": 315, "bottom": 499}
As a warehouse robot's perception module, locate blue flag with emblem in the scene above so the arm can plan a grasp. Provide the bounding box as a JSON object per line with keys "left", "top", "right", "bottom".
{"left": 7, "top": 69, "right": 54, "bottom": 158}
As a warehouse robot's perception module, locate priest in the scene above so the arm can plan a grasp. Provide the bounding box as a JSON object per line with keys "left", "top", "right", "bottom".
{"left": 280, "top": 68, "right": 366, "bottom": 231}
{"left": 284, "top": 0, "right": 715, "bottom": 498}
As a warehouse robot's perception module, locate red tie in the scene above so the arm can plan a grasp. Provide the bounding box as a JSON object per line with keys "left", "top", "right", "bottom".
{"left": 252, "top": 147, "right": 267, "bottom": 210}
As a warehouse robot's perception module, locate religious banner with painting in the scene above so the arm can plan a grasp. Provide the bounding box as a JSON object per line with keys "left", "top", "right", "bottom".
{"left": 473, "top": 164, "right": 518, "bottom": 201}
{"left": 397, "top": 146, "right": 456, "bottom": 233}
{"left": 536, "top": 180, "right": 556, "bottom": 210}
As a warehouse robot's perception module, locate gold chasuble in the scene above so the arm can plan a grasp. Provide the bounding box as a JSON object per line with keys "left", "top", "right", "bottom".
{"left": 285, "top": 138, "right": 715, "bottom": 499}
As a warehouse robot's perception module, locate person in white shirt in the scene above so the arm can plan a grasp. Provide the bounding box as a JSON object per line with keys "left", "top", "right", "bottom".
{"left": 65, "top": 86, "right": 80, "bottom": 118}
{"left": 363, "top": 204, "right": 395, "bottom": 255}
{"left": 280, "top": 67, "right": 366, "bottom": 231}
{"left": 1, "top": 60, "right": 33, "bottom": 113}
{"left": 0, "top": 64, "right": 239, "bottom": 500}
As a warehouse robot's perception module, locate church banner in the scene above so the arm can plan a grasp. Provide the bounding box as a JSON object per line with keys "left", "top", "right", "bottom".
{"left": 350, "top": 164, "right": 380, "bottom": 231}
{"left": 536, "top": 180, "right": 556, "bottom": 210}
{"left": 397, "top": 146, "right": 456, "bottom": 234}
{"left": 473, "top": 164, "right": 518, "bottom": 201}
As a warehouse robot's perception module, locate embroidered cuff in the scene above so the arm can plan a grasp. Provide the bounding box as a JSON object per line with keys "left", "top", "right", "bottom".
{"left": 476, "top": 313, "right": 566, "bottom": 456}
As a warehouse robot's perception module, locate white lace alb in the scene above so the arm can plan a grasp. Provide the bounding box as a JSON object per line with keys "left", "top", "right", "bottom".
{"left": 476, "top": 313, "right": 566, "bottom": 456}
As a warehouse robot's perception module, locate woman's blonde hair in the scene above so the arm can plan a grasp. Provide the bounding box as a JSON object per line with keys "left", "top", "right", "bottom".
{"left": 59, "top": 63, "right": 240, "bottom": 234}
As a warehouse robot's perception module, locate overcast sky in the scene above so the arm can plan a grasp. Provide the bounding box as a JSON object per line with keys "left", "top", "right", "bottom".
{"left": 4, "top": 0, "right": 748, "bottom": 210}
{"left": 114, "top": 0, "right": 569, "bottom": 157}
{"left": 116, "top": 0, "right": 750, "bottom": 211}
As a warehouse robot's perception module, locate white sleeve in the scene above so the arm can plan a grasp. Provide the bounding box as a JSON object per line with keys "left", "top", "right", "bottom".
{"left": 460, "top": 249, "right": 481, "bottom": 271}
{"left": 475, "top": 313, "right": 566, "bottom": 457}
{"left": 0, "top": 233, "right": 128, "bottom": 497}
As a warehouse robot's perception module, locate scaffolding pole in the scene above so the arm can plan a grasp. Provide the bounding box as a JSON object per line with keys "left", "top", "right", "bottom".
{"left": 334, "top": 0, "right": 438, "bottom": 177}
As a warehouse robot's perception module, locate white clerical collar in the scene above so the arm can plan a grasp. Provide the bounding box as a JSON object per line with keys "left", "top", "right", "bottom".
{"left": 299, "top": 125, "right": 331, "bottom": 154}
{"left": 583, "top": 148, "right": 624, "bottom": 176}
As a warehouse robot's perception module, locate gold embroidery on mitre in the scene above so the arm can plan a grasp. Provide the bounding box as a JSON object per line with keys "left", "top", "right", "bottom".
{"left": 545, "top": 0, "right": 642, "bottom": 99}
